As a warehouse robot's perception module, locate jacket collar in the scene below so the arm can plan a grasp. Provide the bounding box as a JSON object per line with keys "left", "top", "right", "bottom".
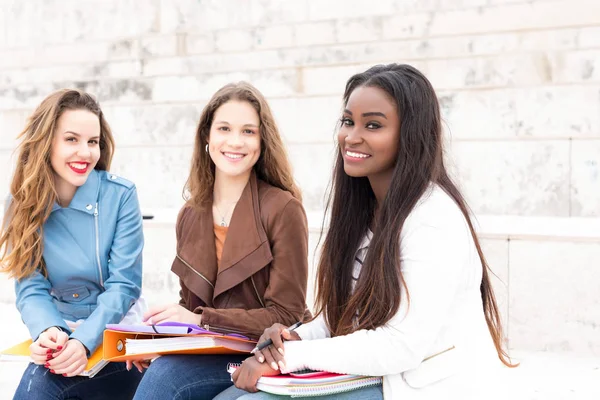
{"left": 51, "top": 169, "right": 101, "bottom": 214}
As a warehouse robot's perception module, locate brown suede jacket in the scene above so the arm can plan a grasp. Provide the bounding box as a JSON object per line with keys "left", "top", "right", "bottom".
{"left": 172, "top": 172, "right": 311, "bottom": 339}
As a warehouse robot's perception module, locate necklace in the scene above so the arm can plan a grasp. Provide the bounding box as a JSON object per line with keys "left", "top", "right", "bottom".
{"left": 213, "top": 201, "right": 237, "bottom": 227}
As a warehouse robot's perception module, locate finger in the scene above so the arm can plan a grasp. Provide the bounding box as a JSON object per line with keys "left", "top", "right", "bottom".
{"left": 231, "top": 366, "right": 240, "bottom": 382}
{"left": 37, "top": 334, "right": 61, "bottom": 350}
{"left": 253, "top": 349, "right": 265, "bottom": 363}
{"left": 281, "top": 329, "right": 300, "bottom": 341}
{"left": 50, "top": 353, "right": 78, "bottom": 373}
{"left": 52, "top": 350, "right": 86, "bottom": 375}
{"left": 143, "top": 304, "right": 171, "bottom": 322}
{"left": 29, "top": 341, "right": 47, "bottom": 357}
{"left": 48, "top": 344, "right": 79, "bottom": 367}
{"left": 266, "top": 345, "right": 286, "bottom": 370}
{"left": 146, "top": 309, "right": 175, "bottom": 325}
{"left": 136, "top": 361, "right": 150, "bottom": 373}
{"left": 55, "top": 332, "right": 69, "bottom": 347}
{"left": 261, "top": 346, "right": 279, "bottom": 371}
{"left": 132, "top": 361, "right": 143, "bottom": 373}
{"left": 67, "top": 363, "right": 87, "bottom": 377}
{"left": 268, "top": 329, "right": 286, "bottom": 356}
{"left": 58, "top": 358, "right": 86, "bottom": 376}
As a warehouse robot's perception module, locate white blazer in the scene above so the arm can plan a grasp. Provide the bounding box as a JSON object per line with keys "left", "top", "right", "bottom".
{"left": 281, "top": 184, "right": 509, "bottom": 399}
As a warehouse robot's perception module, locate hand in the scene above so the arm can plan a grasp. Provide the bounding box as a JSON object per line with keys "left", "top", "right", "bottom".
{"left": 126, "top": 359, "right": 151, "bottom": 373}
{"left": 232, "top": 356, "right": 280, "bottom": 393}
{"left": 47, "top": 339, "right": 88, "bottom": 377}
{"left": 29, "top": 327, "right": 69, "bottom": 365}
{"left": 253, "top": 323, "right": 301, "bottom": 371}
{"left": 143, "top": 304, "right": 201, "bottom": 326}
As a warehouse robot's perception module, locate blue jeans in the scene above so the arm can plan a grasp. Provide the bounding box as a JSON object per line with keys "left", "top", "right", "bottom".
{"left": 13, "top": 362, "right": 143, "bottom": 400}
{"left": 214, "top": 384, "right": 384, "bottom": 399}
{"left": 132, "top": 354, "right": 247, "bottom": 400}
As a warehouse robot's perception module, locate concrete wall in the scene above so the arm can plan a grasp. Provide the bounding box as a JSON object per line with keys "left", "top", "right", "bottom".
{"left": 0, "top": 0, "right": 599, "bottom": 217}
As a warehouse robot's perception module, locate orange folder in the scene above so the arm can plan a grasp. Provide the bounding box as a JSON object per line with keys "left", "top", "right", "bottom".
{"left": 103, "top": 329, "right": 256, "bottom": 362}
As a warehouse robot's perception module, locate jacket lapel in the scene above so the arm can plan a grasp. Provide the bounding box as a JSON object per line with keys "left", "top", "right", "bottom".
{"left": 214, "top": 172, "right": 273, "bottom": 299}
{"left": 172, "top": 203, "right": 218, "bottom": 307}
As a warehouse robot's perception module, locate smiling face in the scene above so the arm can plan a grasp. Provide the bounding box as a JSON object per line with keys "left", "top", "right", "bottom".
{"left": 50, "top": 109, "right": 101, "bottom": 204}
{"left": 338, "top": 85, "right": 400, "bottom": 182}
{"left": 208, "top": 100, "right": 261, "bottom": 180}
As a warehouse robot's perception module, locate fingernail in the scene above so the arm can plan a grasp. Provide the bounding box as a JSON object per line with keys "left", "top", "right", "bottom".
{"left": 271, "top": 362, "right": 278, "bottom": 370}
{"left": 258, "top": 356, "right": 264, "bottom": 363}
{"left": 62, "top": 374, "right": 67, "bottom": 377}
{"left": 44, "top": 363, "right": 49, "bottom": 368}
{"left": 47, "top": 355, "right": 52, "bottom": 360}
{"left": 278, "top": 348, "right": 284, "bottom": 356}
{"left": 50, "top": 370, "right": 55, "bottom": 374}
{"left": 46, "top": 349, "right": 52, "bottom": 354}
{"left": 57, "top": 346, "right": 63, "bottom": 350}
{"left": 278, "top": 360, "right": 285, "bottom": 369}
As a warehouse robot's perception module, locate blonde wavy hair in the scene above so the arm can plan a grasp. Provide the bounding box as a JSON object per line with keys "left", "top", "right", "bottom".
{"left": 185, "top": 81, "right": 300, "bottom": 207}
{"left": 0, "top": 89, "right": 114, "bottom": 280}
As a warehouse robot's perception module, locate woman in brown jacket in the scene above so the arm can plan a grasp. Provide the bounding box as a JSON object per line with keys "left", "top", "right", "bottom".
{"left": 131, "top": 82, "right": 311, "bottom": 400}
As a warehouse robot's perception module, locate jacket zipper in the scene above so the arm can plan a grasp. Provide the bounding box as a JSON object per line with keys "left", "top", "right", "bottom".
{"left": 93, "top": 203, "right": 104, "bottom": 288}
{"left": 201, "top": 323, "right": 250, "bottom": 336}
{"left": 250, "top": 275, "right": 265, "bottom": 308}
{"left": 176, "top": 254, "right": 214, "bottom": 289}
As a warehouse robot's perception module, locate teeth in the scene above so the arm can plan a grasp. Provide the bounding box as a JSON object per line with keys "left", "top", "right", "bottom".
{"left": 70, "top": 163, "right": 87, "bottom": 169}
{"left": 346, "top": 151, "right": 370, "bottom": 159}
{"left": 224, "top": 153, "right": 244, "bottom": 159}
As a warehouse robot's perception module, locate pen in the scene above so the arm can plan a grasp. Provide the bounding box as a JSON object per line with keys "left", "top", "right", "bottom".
{"left": 251, "top": 321, "right": 302, "bottom": 354}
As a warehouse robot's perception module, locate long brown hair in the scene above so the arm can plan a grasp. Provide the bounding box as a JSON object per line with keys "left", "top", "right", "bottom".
{"left": 185, "top": 81, "right": 300, "bottom": 207}
{"left": 0, "top": 89, "right": 114, "bottom": 280}
{"left": 315, "top": 64, "right": 515, "bottom": 367}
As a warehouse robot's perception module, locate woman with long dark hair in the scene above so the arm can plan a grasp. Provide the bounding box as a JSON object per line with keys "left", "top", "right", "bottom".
{"left": 216, "top": 64, "right": 515, "bottom": 399}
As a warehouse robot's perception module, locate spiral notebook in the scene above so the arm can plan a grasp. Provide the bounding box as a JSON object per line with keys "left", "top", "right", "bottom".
{"left": 227, "top": 363, "right": 382, "bottom": 397}
{"left": 0, "top": 339, "right": 108, "bottom": 378}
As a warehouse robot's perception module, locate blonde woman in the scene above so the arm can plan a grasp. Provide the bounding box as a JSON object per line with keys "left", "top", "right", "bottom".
{"left": 0, "top": 89, "right": 145, "bottom": 399}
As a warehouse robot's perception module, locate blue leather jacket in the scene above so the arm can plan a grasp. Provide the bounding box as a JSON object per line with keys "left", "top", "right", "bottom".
{"left": 13, "top": 169, "right": 144, "bottom": 353}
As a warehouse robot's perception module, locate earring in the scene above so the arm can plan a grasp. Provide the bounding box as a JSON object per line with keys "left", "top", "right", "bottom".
{"left": 205, "top": 144, "right": 208, "bottom": 153}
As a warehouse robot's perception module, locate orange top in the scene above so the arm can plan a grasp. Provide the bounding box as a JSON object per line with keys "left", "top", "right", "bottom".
{"left": 214, "top": 223, "right": 229, "bottom": 270}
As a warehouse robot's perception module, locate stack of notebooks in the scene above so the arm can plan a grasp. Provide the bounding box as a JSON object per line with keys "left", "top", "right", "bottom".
{"left": 0, "top": 339, "right": 108, "bottom": 378}
{"left": 103, "top": 322, "right": 256, "bottom": 361}
{"left": 227, "top": 364, "right": 382, "bottom": 397}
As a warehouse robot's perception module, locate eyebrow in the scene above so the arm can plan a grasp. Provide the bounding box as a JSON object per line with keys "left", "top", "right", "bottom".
{"left": 214, "top": 121, "right": 259, "bottom": 128}
{"left": 343, "top": 110, "right": 387, "bottom": 119}
{"left": 64, "top": 131, "right": 100, "bottom": 139}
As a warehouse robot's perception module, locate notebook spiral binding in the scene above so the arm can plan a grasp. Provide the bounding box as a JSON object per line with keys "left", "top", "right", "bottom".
{"left": 287, "top": 377, "right": 382, "bottom": 397}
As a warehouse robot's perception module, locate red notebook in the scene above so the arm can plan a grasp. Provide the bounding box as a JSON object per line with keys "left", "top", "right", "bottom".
{"left": 227, "top": 363, "right": 382, "bottom": 396}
